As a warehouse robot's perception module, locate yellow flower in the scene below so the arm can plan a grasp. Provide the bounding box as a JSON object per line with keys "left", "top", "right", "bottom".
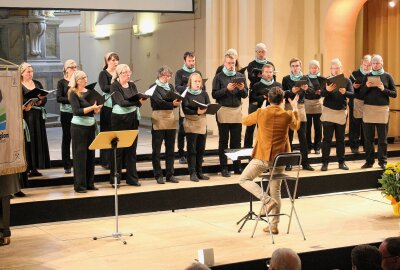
{"left": 384, "top": 169, "right": 394, "bottom": 175}
{"left": 386, "top": 163, "right": 395, "bottom": 169}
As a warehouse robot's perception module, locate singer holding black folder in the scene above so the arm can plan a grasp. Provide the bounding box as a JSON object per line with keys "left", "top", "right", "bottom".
{"left": 182, "top": 73, "right": 210, "bottom": 182}
{"left": 212, "top": 54, "right": 248, "bottom": 177}
{"left": 150, "top": 66, "right": 181, "bottom": 184}
{"left": 282, "top": 58, "right": 314, "bottom": 171}
{"left": 98, "top": 52, "right": 119, "bottom": 169}
{"left": 20, "top": 62, "right": 50, "bottom": 176}
{"left": 320, "top": 58, "right": 354, "bottom": 171}
{"left": 57, "top": 59, "right": 78, "bottom": 174}
{"left": 68, "top": 71, "right": 103, "bottom": 193}
{"left": 109, "top": 64, "right": 145, "bottom": 187}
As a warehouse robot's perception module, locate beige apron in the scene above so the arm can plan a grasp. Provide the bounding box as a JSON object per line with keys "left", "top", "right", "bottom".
{"left": 362, "top": 104, "right": 389, "bottom": 124}
{"left": 304, "top": 99, "right": 322, "bottom": 114}
{"left": 297, "top": 103, "right": 307, "bottom": 122}
{"left": 217, "top": 106, "right": 242, "bottom": 123}
{"left": 184, "top": 114, "right": 207, "bottom": 134}
{"left": 353, "top": 98, "right": 364, "bottom": 119}
{"left": 151, "top": 110, "right": 176, "bottom": 130}
{"left": 321, "top": 106, "right": 347, "bottom": 125}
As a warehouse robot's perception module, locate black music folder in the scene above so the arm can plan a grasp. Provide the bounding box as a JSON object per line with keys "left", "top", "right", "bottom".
{"left": 127, "top": 93, "right": 151, "bottom": 102}
{"left": 86, "top": 82, "right": 97, "bottom": 91}
{"left": 294, "top": 80, "right": 308, "bottom": 87}
{"left": 251, "top": 68, "right": 262, "bottom": 77}
{"left": 189, "top": 100, "right": 221, "bottom": 115}
{"left": 165, "top": 91, "right": 183, "bottom": 102}
{"left": 85, "top": 89, "right": 104, "bottom": 105}
{"left": 23, "top": 88, "right": 56, "bottom": 99}
{"left": 231, "top": 77, "right": 246, "bottom": 84}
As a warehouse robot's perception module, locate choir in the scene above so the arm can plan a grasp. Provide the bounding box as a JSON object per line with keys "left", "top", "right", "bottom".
{"left": 19, "top": 45, "right": 398, "bottom": 193}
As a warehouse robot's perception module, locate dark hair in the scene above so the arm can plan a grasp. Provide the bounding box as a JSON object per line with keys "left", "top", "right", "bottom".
{"left": 268, "top": 86, "right": 284, "bottom": 104}
{"left": 351, "top": 245, "right": 382, "bottom": 270}
{"left": 184, "top": 51, "right": 195, "bottom": 60}
{"left": 103, "top": 52, "right": 120, "bottom": 70}
{"left": 262, "top": 63, "right": 274, "bottom": 71}
{"left": 385, "top": 237, "right": 400, "bottom": 256}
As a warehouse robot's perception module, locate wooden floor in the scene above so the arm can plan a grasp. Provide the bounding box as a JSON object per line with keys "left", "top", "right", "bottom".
{"left": 2, "top": 188, "right": 399, "bottom": 270}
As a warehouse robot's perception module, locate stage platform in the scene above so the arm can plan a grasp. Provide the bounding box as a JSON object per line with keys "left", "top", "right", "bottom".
{"left": 2, "top": 189, "right": 398, "bottom": 270}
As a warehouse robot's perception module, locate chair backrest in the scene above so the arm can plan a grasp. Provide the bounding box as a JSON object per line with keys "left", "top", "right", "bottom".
{"left": 273, "top": 152, "right": 302, "bottom": 168}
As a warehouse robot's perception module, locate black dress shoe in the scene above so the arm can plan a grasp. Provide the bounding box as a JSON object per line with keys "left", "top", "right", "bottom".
{"left": 127, "top": 181, "right": 141, "bottom": 187}
{"left": 87, "top": 186, "right": 99, "bottom": 190}
{"left": 351, "top": 148, "right": 360, "bottom": 154}
{"left": 361, "top": 163, "right": 373, "bottom": 169}
{"left": 302, "top": 164, "right": 315, "bottom": 171}
{"left": 379, "top": 163, "right": 387, "bottom": 170}
{"left": 197, "top": 173, "right": 210, "bottom": 180}
{"left": 190, "top": 173, "right": 199, "bottom": 182}
{"left": 321, "top": 163, "right": 328, "bottom": 171}
{"left": 234, "top": 167, "right": 243, "bottom": 175}
{"left": 339, "top": 163, "right": 349, "bottom": 170}
{"left": 75, "top": 189, "right": 87, "bottom": 193}
{"left": 179, "top": 156, "right": 187, "bottom": 164}
{"left": 28, "top": 170, "right": 42, "bottom": 177}
{"left": 315, "top": 150, "right": 320, "bottom": 155}
{"left": 166, "top": 176, "right": 179, "bottom": 183}
{"left": 221, "top": 169, "right": 231, "bottom": 177}
{"left": 111, "top": 184, "right": 120, "bottom": 188}
{"left": 14, "top": 191, "right": 26, "bottom": 197}
{"left": 156, "top": 177, "right": 165, "bottom": 184}
{"left": 285, "top": 165, "right": 292, "bottom": 171}
{"left": 64, "top": 168, "right": 72, "bottom": 174}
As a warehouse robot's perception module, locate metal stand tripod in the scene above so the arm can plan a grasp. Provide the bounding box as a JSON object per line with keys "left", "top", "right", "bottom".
{"left": 93, "top": 137, "right": 133, "bottom": 244}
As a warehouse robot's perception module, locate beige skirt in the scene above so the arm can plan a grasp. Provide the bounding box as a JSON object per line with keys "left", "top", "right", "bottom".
{"left": 297, "top": 104, "right": 307, "bottom": 122}
{"left": 184, "top": 114, "right": 207, "bottom": 134}
{"left": 304, "top": 99, "right": 322, "bottom": 114}
{"left": 217, "top": 106, "right": 242, "bottom": 123}
{"left": 321, "top": 106, "right": 347, "bottom": 125}
{"left": 353, "top": 98, "right": 364, "bottom": 119}
{"left": 152, "top": 110, "right": 176, "bottom": 130}
{"left": 362, "top": 104, "right": 389, "bottom": 124}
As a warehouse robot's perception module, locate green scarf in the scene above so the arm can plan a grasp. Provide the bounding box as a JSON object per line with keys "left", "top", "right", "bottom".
{"left": 290, "top": 71, "right": 303, "bottom": 81}
{"left": 359, "top": 66, "right": 371, "bottom": 75}
{"left": 222, "top": 67, "right": 236, "bottom": 77}
{"left": 371, "top": 68, "right": 384, "bottom": 76}
{"left": 255, "top": 58, "right": 268, "bottom": 64}
{"left": 307, "top": 73, "right": 320, "bottom": 79}
{"left": 156, "top": 79, "right": 171, "bottom": 91}
{"left": 260, "top": 78, "right": 274, "bottom": 86}
{"left": 183, "top": 64, "right": 196, "bottom": 73}
{"left": 188, "top": 88, "right": 202, "bottom": 95}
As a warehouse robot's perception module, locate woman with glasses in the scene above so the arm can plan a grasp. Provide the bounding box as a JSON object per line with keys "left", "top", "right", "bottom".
{"left": 68, "top": 71, "right": 103, "bottom": 193}
{"left": 56, "top": 59, "right": 77, "bottom": 174}
{"left": 109, "top": 64, "right": 146, "bottom": 187}
{"left": 98, "top": 52, "right": 119, "bottom": 169}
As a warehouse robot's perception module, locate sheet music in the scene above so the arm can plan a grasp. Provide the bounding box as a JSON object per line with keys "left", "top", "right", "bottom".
{"left": 225, "top": 148, "right": 253, "bottom": 161}
{"left": 144, "top": 85, "right": 157, "bottom": 96}
{"left": 181, "top": 88, "right": 188, "bottom": 98}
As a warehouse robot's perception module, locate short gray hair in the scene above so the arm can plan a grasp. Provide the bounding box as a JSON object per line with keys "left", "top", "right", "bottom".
{"left": 372, "top": 54, "right": 383, "bottom": 64}
{"left": 255, "top": 43, "right": 267, "bottom": 52}
{"left": 308, "top": 60, "right": 320, "bottom": 68}
{"left": 269, "top": 248, "right": 301, "bottom": 270}
{"left": 330, "top": 58, "right": 342, "bottom": 67}
{"left": 157, "top": 65, "right": 173, "bottom": 77}
{"left": 225, "top": 48, "right": 238, "bottom": 58}
{"left": 362, "top": 54, "right": 372, "bottom": 62}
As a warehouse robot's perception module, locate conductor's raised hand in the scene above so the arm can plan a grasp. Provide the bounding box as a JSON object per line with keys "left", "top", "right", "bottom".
{"left": 288, "top": 94, "right": 299, "bottom": 110}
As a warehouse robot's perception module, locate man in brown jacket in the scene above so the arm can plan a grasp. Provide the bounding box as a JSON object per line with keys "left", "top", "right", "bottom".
{"left": 239, "top": 87, "right": 300, "bottom": 234}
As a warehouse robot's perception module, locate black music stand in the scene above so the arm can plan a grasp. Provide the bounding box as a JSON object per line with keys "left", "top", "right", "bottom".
{"left": 89, "top": 130, "right": 138, "bottom": 245}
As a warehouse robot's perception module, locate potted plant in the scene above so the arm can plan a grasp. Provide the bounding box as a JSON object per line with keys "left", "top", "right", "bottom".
{"left": 378, "top": 162, "right": 400, "bottom": 216}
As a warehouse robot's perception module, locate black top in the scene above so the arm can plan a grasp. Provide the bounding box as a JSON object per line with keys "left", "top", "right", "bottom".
{"left": 250, "top": 81, "right": 282, "bottom": 107}
{"left": 175, "top": 69, "right": 203, "bottom": 94}
{"left": 56, "top": 78, "right": 70, "bottom": 104}
{"left": 212, "top": 72, "right": 248, "bottom": 107}
{"left": 349, "top": 69, "right": 368, "bottom": 100}
{"left": 150, "top": 83, "right": 178, "bottom": 111}
{"left": 282, "top": 75, "right": 314, "bottom": 104}
{"left": 69, "top": 91, "right": 94, "bottom": 117}
{"left": 359, "top": 72, "right": 397, "bottom": 106}
{"left": 98, "top": 70, "right": 113, "bottom": 93}
{"left": 321, "top": 77, "right": 354, "bottom": 110}
{"left": 246, "top": 60, "right": 275, "bottom": 89}
{"left": 182, "top": 91, "right": 210, "bottom": 115}
{"left": 22, "top": 80, "right": 47, "bottom": 106}
{"left": 111, "top": 80, "right": 142, "bottom": 108}
{"left": 305, "top": 77, "right": 322, "bottom": 100}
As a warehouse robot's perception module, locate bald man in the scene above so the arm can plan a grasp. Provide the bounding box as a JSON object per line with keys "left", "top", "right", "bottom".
{"left": 267, "top": 248, "right": 301, "bottom": 270}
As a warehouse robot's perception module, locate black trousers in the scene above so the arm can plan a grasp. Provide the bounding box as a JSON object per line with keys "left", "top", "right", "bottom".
{"left": 152, "top": 128, "right": 176, "bottom": 179}
{"left": 186, "top": 133, "right": 207, "bottom": 174}
{"left": 322, "top": 121, "right": 345, "bottom": 164}
{"left": 306, "top": 113, "right": 322, "bottom": 152}
{"left": 289, "top": 122, "right": 309, "bottom": 165}
{"left": 363, "top": 122, "right": 388, "bottom": 165}
{"left": 349, "top": 105, "right": 364, "bottom": 151}
{"left": 0, "top": 195, "right": 11, "bottom": 237}
{"left": 244, "top": 103, "right": 259, "bottom": 148}
{"left": 60, "top": 112, "right": 73, "bottom": 170}
{"left": 100, "top": 106, "right": 112, "bottom": 167}
{"left": 71, "top": 124, "right": 96, "bottom": 191}
{"left": 217, "top": 122, "right": 242, "bottom": 170}
{"left": 110, "top": 112, "right": 139, "bottom": 184}
{"left": 177, "top": 116, "right": 186, "bottom": 157}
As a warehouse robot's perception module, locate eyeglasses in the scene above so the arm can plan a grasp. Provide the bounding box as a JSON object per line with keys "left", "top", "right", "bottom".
{"left": 120, "top": 71, "right": 132, "bottom": 75}
{"left": 68, "top": 66, "right": 77, "bottom": 69}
